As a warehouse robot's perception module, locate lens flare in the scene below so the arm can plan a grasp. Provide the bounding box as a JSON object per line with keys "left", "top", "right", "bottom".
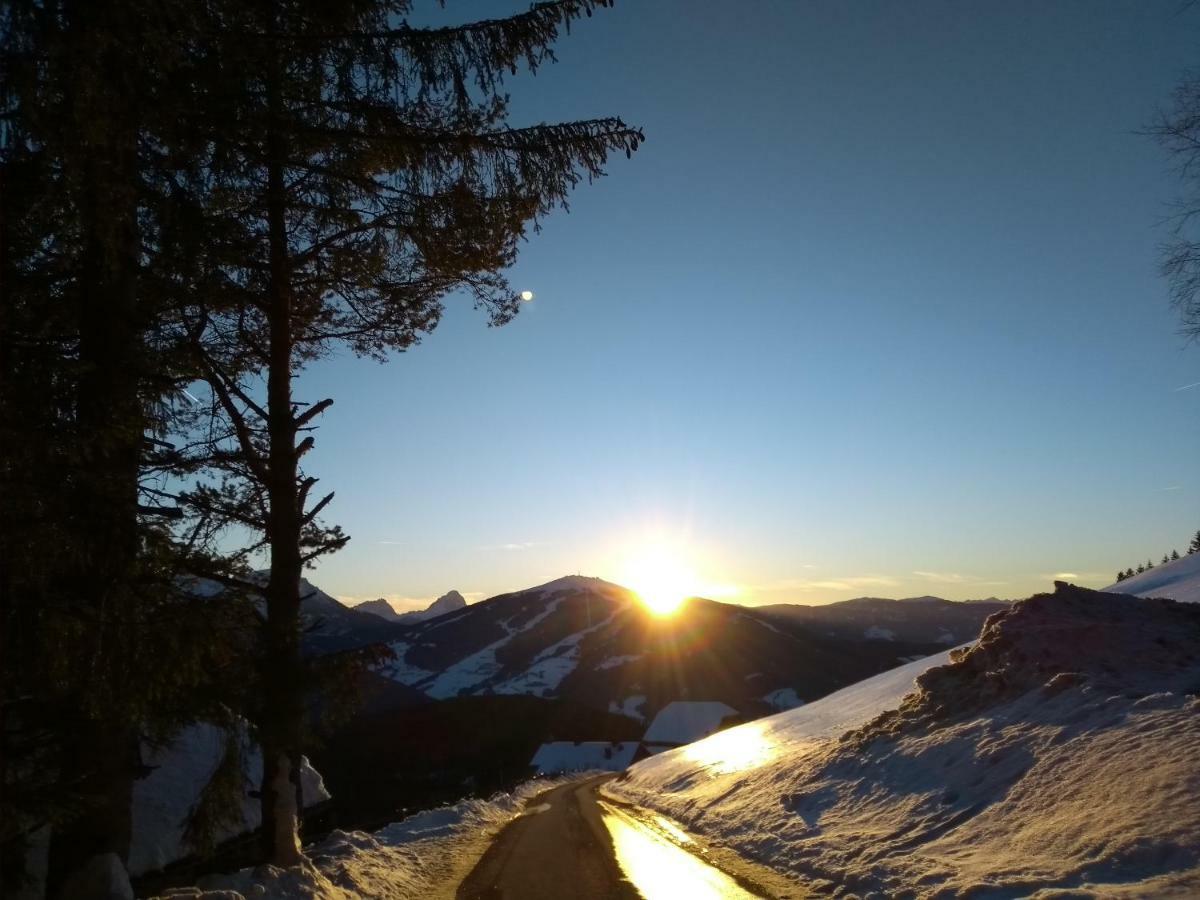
{"left": 620, "top": 546, "right": 699, "bottom": 616}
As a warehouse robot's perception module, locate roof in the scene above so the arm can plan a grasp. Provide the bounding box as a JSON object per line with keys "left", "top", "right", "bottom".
{"left": 642, "top": 701, "right": 738, "bottom": 746}
{"left": 529, "top": 741, "right": 640, "bottom": 774}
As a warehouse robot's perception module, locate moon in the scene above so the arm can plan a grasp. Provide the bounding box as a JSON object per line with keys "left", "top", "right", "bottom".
{"left": 520, "top": 290, "right": 535, "bottom": 301}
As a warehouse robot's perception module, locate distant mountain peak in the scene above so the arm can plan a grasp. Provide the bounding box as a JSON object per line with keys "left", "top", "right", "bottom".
{"left": 426, "top": 590, "right": 466, "bottom": 616}
{"left": 532, "top": 574, "right": 614, "bottom": 592}
{"left": 356, "top": 597, "right": 403, "bottom": 621}
{"left": 357, "top": 589, "right": 469, "bottom": 625}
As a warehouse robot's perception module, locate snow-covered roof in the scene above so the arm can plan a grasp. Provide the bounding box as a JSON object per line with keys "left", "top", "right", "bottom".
{"left": 642, "top": 701, "right": 738, "bottom": 745}
{"left": 530, "top": 741, "right": 640, "bottom": 774}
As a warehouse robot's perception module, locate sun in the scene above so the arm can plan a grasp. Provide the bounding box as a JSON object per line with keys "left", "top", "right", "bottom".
{"left": 619, "top": 546, "right": 698, "bottom": 616}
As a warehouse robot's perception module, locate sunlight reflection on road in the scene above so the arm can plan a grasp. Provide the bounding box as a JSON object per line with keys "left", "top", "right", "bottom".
{"left": 599, "top": 801, "right": 762, "bottom": 899}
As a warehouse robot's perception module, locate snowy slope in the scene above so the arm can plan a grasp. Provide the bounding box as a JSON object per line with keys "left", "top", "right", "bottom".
{"left": 1104, "top": 550, "right": 1200, "bottom": 603}
{"left": 608, "top": 584, "right": 1200, "bottom": 898}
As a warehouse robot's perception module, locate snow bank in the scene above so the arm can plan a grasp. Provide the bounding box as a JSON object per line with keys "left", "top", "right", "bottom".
{"left": 609, "top": 585, "right": 1200, "bottom": 897}
{"left": 131, "top": 723, "right": 329, "bottom": 877}
{"left": 152, "top": 775, "right": 581, "bottom": 900}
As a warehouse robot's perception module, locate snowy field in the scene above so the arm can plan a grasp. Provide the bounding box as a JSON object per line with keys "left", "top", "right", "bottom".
{"left": 608, "top": 583, "right": 1200, "bottom": 898}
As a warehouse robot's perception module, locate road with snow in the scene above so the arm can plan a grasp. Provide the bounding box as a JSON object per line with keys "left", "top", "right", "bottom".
{"left": 456, "top": 775, "right": 779, "bottom": 900}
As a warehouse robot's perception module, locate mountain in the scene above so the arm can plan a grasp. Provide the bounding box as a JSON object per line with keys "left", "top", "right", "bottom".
{"left": 1105, "top": 550, "right": 1200, "bottom": 603}
{"left": 610, "top": 582, "right": 1200, "bottom": 897}
{"left": 355, "top": 597, "right": 404, "bottom": 621}
{"left": 185, "top": 575, "right": 401, "bottom": 654}
{"left": 356, "top": 590, "right": 468, "bottom": 625}
{"left": 755, "top": 594, "right": 1009, "bottom": 645}
{"left": 375, "top": 575, "right": 939, "bottom": 725}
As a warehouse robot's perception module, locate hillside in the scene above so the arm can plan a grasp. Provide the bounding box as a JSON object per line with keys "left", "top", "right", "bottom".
{"left": 374, "top": 576, "right": 935, "bottom": 724}
{"left": 609, "top": 582, "right": 1200, "bottom": 897}
{"left": 756, "top": 594, "right": 1009, "bottom": 645}
{"left": 1105, "top": 550, "right": 1200, "bottom": 603}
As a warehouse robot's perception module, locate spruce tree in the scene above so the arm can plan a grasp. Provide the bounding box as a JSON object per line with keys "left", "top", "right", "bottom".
{"left": 1172, "top": 549, "right": 1181, "bottom": 561}
{"left": 1190, "top": 530, "right": 1200, "bottom": 554}
{"left": 168, "top": 0, "right": 644, "bottom": 864}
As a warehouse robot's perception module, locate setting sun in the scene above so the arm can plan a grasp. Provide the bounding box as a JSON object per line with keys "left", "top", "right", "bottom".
{"left": 619, "top": 546, "right": 702, "bottom": 616}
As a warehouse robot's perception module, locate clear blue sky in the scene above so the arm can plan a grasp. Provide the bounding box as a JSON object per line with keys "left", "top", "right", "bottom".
{"left": 299, "top": 0, "right": 1200, "bottom": 609}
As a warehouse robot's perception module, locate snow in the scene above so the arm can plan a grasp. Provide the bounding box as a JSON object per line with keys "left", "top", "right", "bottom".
{"left": 1104, "top": 550, "right": 1200, "bottom": 604}
{"left": 863, "top": 625, "right": 895, "bottom": 640}
{"left": 594, "top": 653, "right": 642, "bottom": 671}
{"left": 378, "top": 642, "right": 436, "bottom": 687}
{"left": 762, "top": 687, "right": 804, "bottom": 711}
{"left": 493, "top": 610, "right": 615, "bottom": 696}
{"left": 423, "top": 597, "right": 564, "bottom": 699}
{"left": 608, "top": 586, "right": 1200, "bottom": 897}
{"left": 130, "top": 722, "right": 329, "bottom": 877}
{"left": 608, "top": 695, "right": 648, "bottom": 721}
{"left": 150, "top": 775, "right": 582, "bottom": 900}
{"left": 642, "top": 701, "right": 739, "bottom": 746}
{"left": 530, "top": 742, "right": 640, "bottom": 774}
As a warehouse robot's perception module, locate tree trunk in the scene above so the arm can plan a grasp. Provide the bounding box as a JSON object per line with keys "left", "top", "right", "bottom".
{"left": 258, "top": 9, "right": 305, "bottom": 865}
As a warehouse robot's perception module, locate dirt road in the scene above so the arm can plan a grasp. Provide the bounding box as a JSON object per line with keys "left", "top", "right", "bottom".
{"left": 457, "top": 775, "right": 636, "bottom": 900}
{"left": 457, "top": 774, "right": 798, "bottom": 899}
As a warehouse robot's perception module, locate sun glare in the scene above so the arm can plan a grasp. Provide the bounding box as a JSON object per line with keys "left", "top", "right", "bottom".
{"left": 619, "top": 546, "right": 700, "bottom": 616}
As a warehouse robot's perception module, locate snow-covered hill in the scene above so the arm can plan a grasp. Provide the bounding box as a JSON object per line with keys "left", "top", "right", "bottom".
{"left": 375, "top": 576, "right": 930, "bottom": 724}
{"left": 1105, "top": 550, "right": 1200, "bottom": 603}
{"left": 608, "top": 583, "right": 1200, "bottom": 897}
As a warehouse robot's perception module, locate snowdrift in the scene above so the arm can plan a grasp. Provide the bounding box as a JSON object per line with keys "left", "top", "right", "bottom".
{"left": 609, "top": 583, "right": 1200, "bottom": 898}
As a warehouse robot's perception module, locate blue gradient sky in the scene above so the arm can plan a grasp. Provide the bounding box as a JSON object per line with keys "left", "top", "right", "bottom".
{"left": 300, "top": 0, "right": 1200, "bottom": 609}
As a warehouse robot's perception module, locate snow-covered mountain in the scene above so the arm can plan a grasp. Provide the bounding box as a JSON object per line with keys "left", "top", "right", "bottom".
{"left": 374, "top": 575, "right": 932, "bottom": 725}
{"left": 356, "top": 590, "right": 467, "bottom": 624}
{"left": 756, "top": 594, "right": 1009, "bottom": 645}
{"left": 1105, "top": 549, "right": 1200, "bottom": 603}
{"left": 608, "top": 582, "right": 1200, "bottom": 897}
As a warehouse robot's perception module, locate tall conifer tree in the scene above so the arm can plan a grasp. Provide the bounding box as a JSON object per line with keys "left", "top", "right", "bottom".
{"left": 169, "top": 0, "right": 643, "bottom": 863}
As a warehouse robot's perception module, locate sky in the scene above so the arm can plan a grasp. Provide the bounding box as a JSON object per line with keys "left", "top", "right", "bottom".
{"left": 297, "top": 0, "right": 1200, "bottom": 611}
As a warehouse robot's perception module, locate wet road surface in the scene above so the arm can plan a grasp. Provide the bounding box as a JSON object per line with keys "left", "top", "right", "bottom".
{"left": 457, "top": 775, "right": 783, "bottom": 900}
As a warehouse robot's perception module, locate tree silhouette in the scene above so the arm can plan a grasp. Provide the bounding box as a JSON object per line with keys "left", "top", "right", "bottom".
{"left": 165, "top": 0, "right": 642, "bottom": 864}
